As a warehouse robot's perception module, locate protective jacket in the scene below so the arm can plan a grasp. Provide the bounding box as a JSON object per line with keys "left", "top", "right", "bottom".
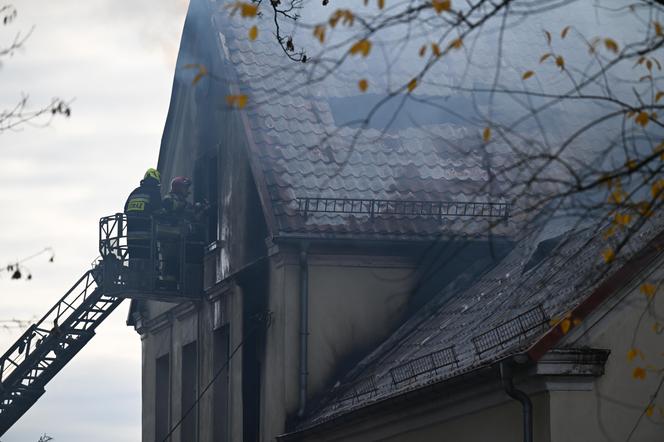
{"left": 124, "top": 178, "right": 163, "bottom": 217}
{"left": 162, "top": 192, "right": 193, "bottom": 218}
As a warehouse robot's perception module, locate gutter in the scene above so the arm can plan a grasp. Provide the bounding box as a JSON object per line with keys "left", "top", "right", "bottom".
{"left": 500, "top": 360, "right": 533, "bottom": 442}
{"left": 297, "top": 242, "right": 310, "bottom": 417}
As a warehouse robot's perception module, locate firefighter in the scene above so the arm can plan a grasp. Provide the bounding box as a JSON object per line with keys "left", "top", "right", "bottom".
{"left": 124, "top": 168, "right": 163, "bottom": 288}
{"left": 159, "top": 176, "right": 207, "bottom": 289}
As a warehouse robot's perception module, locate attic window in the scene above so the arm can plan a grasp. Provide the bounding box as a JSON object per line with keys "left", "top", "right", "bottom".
{"left": 523, "top": 236, "right": 563, "bottom": 273}
{"left": 327, "top": 94, "right": 485, "bottom": 131}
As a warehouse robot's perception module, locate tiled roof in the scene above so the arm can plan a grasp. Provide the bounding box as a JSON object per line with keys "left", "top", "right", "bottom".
{"left": 293, "top": 215, "right": 664, "bottom": 430}
{"left": 209, "top": 7, "right": 532, "bottom": 239}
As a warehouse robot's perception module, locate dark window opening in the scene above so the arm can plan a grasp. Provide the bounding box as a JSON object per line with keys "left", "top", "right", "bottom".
{"left": 241, "top": 263, "right": 268, "bottom": 442}
{"left": 181, "top": 342, "right": 198, "bottom": 442}
{"left": 194, "top": 154, "right": 219, "bottom": 244}
{"left": 213, "top": 326, "right": 230, "bottom": 442}
{"left": 155, "top": 354, "right": 171, "bottom": 442}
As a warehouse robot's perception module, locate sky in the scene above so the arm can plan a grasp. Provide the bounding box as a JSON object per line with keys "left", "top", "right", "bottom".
{"left": 0, "top": 1, "right": 188, "bottom": 440}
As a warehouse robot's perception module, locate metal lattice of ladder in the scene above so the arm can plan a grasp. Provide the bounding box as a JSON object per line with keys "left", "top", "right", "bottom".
{"left": 0, "top": 266, "right": 123, "bottom": 435}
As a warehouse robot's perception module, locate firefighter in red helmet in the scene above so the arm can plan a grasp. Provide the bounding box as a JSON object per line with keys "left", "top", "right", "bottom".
{"left": 159, "top": 176, "right": 208, "bottom": 288}
{"left": 163, "top": 176, "right": 193, "bottom": 216}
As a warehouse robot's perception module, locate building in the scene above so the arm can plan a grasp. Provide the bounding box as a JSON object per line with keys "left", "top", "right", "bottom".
{"left": 128, "top": 1, "right": 664, "bottom": 441}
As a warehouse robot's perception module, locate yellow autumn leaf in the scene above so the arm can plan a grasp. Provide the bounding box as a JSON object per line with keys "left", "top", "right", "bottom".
{"left": 248, "top": 25, "right": 258, "bottom": 41}
{"left": 614, "top": 213, "right": 632, "bottom": 226}
{"left": 651, "top": 179, "right": 664, "bottom": 199}
{"left": 483, "top": 127, "right": 491, "bottom": 142}
{"left": 431, "top": 43, "right": 441, "bottom": 57}
{"left": 358, "top": 78, "right": 368, "bottom": 92}
{"left": 329, "top": 9, "right": 354, "bottom": 28}
{"left": 646, "top": 405, "right": 655, "bottom": 417}
{"left": 555, "top": 55, "right": 565, "bottom": 70}
{"left": 633, "top": 366, "right": 647, "bottom": 380}
{"left": 226, "top": 94, "right": 248, "bottom": 109}
{"left": 602, "top": 225, "right": 616, "bottom": 240}
{"left": 637, "top": 201, "right": 654, "bottom": 217}
{"left": 604, "top": 38, "right": 619, "bottom": 54}
{"left": 229, "top": 1, "right": 259, "bottom": 18}
{"left": 608, "top": 189, "right": 626, "bottom": 204}
{"left": 378, "top": 0, "right": 385, "bottom": 9}
{"left": 602, "top": 248, "right": 615, "bottom": 264}
{"left": 432, "top": 0, "right": 451, "bottom": 14}
{"left": 627, "top": 348, "right": 638, "bottom": 362}
{"left": 655, "top": 21, "right": 663, "bottom": 37}
{"left": 539, "top": 53, "right": 552, "bottom": 63}
{"left": 522, "top": 70, "right": 535, "bottom": 80}
{"left": 656, "top": 91, "right": 664, "bottom": 103}
{"left": 449, "top": 38, "right": 463, "bottom": 50}
{"left": 419, "top": 45, "right": 426, "bottom": 57}
{"left": 560, "top": 318, "right": 572, "bottom": 334}
{"left": 313, "top": 25, "right": 326, "bottom": 44}
{"left": 635, "top": 111, "right": 650, "bottom": 127}
{"left": 349, "top": 39, "right": 372, "bottom": 57}
{"left": 625, "top": 159, "right": 638, "bottom": 171}
{"left": 184, "top": 63, "right": 208, "bottom": 86}
{"left": 407, "top": 78, "right": 418, "bottom": 92}
{"left": 640, "top": 283, "right": 657, "bottom": 299}
{"left": 561, "top": 26, "right": 571, "bottom": 39}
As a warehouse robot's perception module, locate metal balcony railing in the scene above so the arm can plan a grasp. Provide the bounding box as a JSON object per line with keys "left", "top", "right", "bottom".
{"left": 296, "top": 197, "right": 510, "bottom": 220}
{"left": 99, "top": 213, "right": 205, "bottom": 300}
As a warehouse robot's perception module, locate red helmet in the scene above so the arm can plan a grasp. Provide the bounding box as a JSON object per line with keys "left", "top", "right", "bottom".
{"left": 170, "top": 176, "right": 191, "bottom": 196}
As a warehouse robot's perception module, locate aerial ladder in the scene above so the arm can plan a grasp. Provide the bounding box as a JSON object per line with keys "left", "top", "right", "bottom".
{"left": 0, "top": 214, "right": 204, "bottom": 436}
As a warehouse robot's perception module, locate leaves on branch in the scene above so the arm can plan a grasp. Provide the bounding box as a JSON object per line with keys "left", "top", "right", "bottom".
{"left": 448, "top": 38, "right": 463, "bottom": 50}
{"left": 431, "top": 43, "right": 441, "bottom": 57}
{"left": 654, "top": 21, "right": 663, "bottom": 37}
{"left": 350, "top": 39, "right": 372, "bottom": 57}
{"left": 522, "top": 70, "right": 535, "bottom": 80}
{"left": 561, "top": 26, "right": 571, "bottom": 39}
{"left": 614, "top": 212, "right": 632, "bottom": 227}
{"left": 378, "top": 0, "right": 385, "bottom": 10}
{"left": 419, "top": 45, "right": 426, "bottom": 57}
{"left": 358, "top": 78, "right": 368, "bottom": 92}
{"left": 635, "top": 111, "right": 650, "bottom": 127}
{"left": 407, "top": 78, "right": 417, "bottom": 92}
{"left": 329, "top": 9, "right": 354, "bottom": 28}
{"left": 544, "top": 30, "right": 552, "bottom": 45}
{"left": 539, "top": 53, "right": 552, "bottom": 63}
{"left": 432, "top": 0, "right": 451, "bottom": 14}
{"left": 604, "top": 38, "right": 619, "bottom": 54}
{"left": 314, "top": 25, "right": 326, "bottom": 44}
{"left": 555, "top": 55, "right": 565, "bottom": 70}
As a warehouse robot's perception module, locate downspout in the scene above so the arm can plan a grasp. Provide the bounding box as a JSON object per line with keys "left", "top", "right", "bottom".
{"left": 297, "top": 243, "right": 309, "bottom": 418}
{"left": 499, "top": 360, "right": 533, "bottom": 442}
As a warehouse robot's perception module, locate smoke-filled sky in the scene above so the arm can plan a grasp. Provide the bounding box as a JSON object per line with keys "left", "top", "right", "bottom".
{"left": 0, "top": 1, "right": 188, "bottom": 441}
